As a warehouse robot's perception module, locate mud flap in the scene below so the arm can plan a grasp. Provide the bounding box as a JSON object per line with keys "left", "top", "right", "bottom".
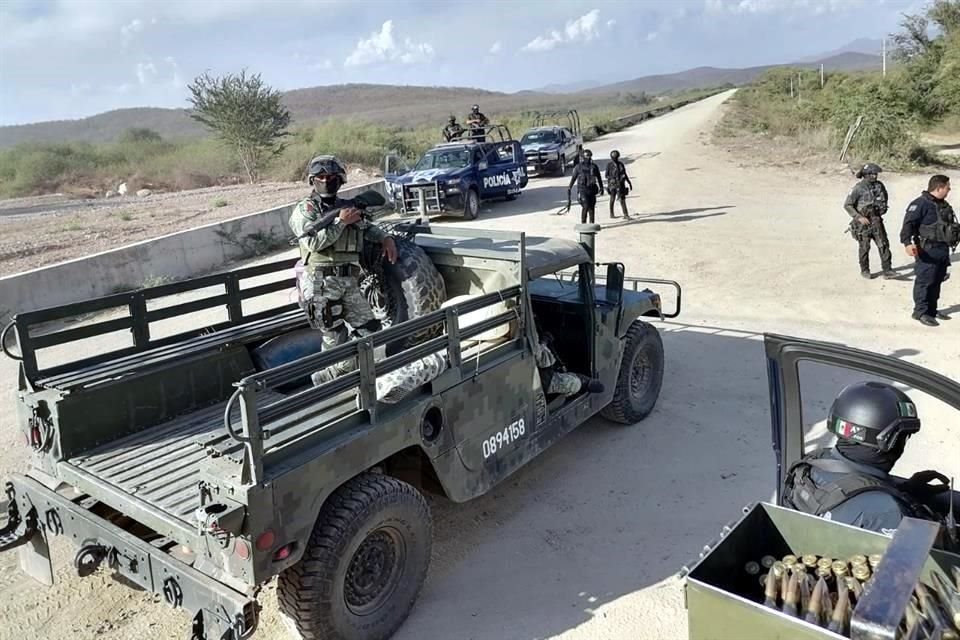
{"left": 18, "top": 528, "right": 52, "bottom": 586}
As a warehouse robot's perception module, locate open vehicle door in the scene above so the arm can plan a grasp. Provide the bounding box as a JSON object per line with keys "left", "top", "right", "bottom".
{"left": 383, "top": 152, "right": 410, "bottom": 178}
{"left": 763, "top": 333, "right": 960, "bottom": 509}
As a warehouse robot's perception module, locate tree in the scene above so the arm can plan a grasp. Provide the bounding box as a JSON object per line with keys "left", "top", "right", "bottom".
{"left": 119, "top": 127, "right": 163, "bottom": 144}
{"left": 187, "top": 69, "right": 291, "bottom": 183}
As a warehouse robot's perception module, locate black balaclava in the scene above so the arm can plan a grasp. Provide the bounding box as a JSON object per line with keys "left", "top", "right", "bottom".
{"left": 836, "top": 436, "right": 907, "bottom": 473}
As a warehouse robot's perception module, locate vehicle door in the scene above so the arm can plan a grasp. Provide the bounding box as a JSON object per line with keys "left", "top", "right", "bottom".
{"left": 764, "top": 334, "right": 960, "bottom": 509}
{"left": 382, "top": 153, "right": 411, "bottom": 205}
{"left": 477, "top": 145, "right": 511, "bottom": 198}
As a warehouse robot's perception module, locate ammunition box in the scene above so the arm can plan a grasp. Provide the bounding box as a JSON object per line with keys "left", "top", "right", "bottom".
{"left": 682, "top": 503, "right": 960, "bottom": 640}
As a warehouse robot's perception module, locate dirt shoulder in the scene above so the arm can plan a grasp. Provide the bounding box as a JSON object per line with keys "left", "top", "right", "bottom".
{"left": 0, "top": 167, "right": 376, "bottom": 277}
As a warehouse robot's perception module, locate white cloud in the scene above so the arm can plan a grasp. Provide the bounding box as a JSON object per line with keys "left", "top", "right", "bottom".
{"left": 121, "top": 18, "right": 145, "bottom": 42}
{"left": 489, "top": 41, "right": 502, "bottom": 54}
{"left": 310, "top": 58, "right": 334, "bottom": 70}
{"left": 136, "top": 61, "right": 157, "bottom": 85}
{"left": 704, "top": 0, "right": 861, "bottom": 14}
{"left": 165, "top": 56, "right": 183, "bottom": 87}
{"left": 646, "top": 32, "right": 659, "bottom": 42}
{"left": 344, "top": 20, "right": 435, "bottom": 67}
{"left": 522, "top": 9, "right": 601, "bottom": 53}
{"left": 606, "top": 19, "right": 616, "bottom": 29}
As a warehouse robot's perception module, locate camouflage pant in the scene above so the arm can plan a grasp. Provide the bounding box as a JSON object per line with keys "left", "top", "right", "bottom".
{"left": 300, "top": 270, "right": 378, "bottom": 385}
{"left": 534, "top": 342, "right": 582, "bottom": 396}
{"left": 856, "top": 219, "right": 892, "bottom": 272}
{"left": 376, "top": 352, "right": 447, "bottom": 404}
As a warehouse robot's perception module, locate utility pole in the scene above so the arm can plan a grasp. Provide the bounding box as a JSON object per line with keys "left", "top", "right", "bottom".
{"left": 882, "top": 38, "right": 887, "bottom": 77}
{"left": 820, "top": 63, "right": 824, "bottom": 88}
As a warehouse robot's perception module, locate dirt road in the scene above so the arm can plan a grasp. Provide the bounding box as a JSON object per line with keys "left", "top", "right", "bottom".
{"left": 1, "top": 89, "right": 957, "bottom": 640}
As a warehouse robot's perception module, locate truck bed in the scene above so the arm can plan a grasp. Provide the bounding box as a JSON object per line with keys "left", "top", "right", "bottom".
{"left": 68, "top": 391, "right": 285, "bottom": 520}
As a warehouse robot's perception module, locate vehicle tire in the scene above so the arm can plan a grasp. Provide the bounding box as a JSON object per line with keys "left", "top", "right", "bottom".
{"left": 278, "top": 473, "right": 433, "bottom": 640}
{"left": 505, "top": 193, "right": 518, "bottom": 201}
{"left": 360, "top": 237, "right": 446, "bottom": 355}
{"left": 464, "top": 188, "right": 480, "bottom": 220}
{"left": 600, "top": 320, "right": 664, "bottom": 424}
{"left": 555, "top": 155, "right": 566, "bottom": 177}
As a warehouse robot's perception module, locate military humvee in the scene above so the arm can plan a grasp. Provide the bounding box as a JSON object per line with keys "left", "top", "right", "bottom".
{"left": 0, "top": 223, "right": 680, "bottom": 640}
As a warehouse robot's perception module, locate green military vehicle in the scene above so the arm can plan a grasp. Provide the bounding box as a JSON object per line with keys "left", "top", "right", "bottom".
{"left": 683, "top": 335, "right": 960, "bottom": 640}
{"left": 0, "top": 222, "right": 680, "bottom": 640}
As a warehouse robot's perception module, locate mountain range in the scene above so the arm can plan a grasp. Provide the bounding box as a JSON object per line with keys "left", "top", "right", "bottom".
{"left": 0, "top": 45, "right": 883, "bottom": 149}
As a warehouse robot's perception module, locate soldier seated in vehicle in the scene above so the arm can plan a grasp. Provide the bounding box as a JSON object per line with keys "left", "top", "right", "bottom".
{"left": 782, "top": 381, "right": 958, "bottom": 545}
{"left": 534, "top": 330, "right": 603, "bottom": 398}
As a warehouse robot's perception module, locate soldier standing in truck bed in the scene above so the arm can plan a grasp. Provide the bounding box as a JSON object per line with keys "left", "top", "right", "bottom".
{"left": 844, "top": 163, "right": 895, "bottom": 280}
{"left": 288, "top": 155, "right": 397, "bottom": 384}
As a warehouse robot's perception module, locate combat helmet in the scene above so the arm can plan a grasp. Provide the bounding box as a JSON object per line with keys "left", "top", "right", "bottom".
{"left": 855, "top": 163, "right": 883, "bottom": 179}
{"left": 827, "top": 381, "right": 920, "bottom": 453}
{"left": 307, "top": 155, "right": 347, "bottom": 196}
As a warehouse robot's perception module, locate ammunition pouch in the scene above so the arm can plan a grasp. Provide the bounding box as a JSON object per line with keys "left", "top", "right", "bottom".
{"left": 918, "top": 221, "right": 960, "bottom": 249}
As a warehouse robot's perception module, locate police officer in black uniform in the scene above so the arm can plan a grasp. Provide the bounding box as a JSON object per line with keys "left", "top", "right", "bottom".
{"left": 605, "top": 150, "right": 633, "bottom": 219}
{"left": 844, "top": 163, "right": 895, "bottom": 279}
{"left": 566, "top": 149, "right": 603, "bottom": 224}
{"left": 901, "top": 174, "right": 957, "bottom": 327}
{"left": 782, "top": 381, "right": 957, "bottom": 545}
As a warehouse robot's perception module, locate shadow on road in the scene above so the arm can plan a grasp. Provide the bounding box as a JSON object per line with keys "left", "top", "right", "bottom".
{"left": 395, "top": 324, "right": 775, "bottom": 640}
{"left": 600, "top": 206, "right": 734, "bottom": 229}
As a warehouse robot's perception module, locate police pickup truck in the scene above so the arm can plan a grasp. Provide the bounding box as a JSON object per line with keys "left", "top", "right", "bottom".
{"left": 384, "top": 124, "right": 528, "bottom": 220}
{"left": 520, "top": 109, "right": 583, "bottom": 177}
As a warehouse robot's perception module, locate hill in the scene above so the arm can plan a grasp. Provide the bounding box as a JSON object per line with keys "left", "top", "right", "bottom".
{"left": 577, "top": 52, "right": 882, "bottom": 96}
{"left": 0, "top": 84, "right": 625, "bottom": 149}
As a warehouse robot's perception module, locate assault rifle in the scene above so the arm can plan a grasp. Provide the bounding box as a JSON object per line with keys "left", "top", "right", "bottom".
{"left": 289, "top": 190, "right": 387, "bottom": 244}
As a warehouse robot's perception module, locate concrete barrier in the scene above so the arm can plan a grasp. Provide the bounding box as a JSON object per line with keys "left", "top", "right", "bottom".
{"left": 0, "top": 180, "right": 387, "bottom": 325}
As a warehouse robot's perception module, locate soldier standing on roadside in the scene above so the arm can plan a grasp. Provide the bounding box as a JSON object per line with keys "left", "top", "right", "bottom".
{"left": 900, "top": 174, "right": 958, "bottom": 327}
{"left": 605, "top": 150, "right": 633, "bottom": 219}
{"left": 844, "top": 163, "right": 895, "bottom": 280}
{"left": 566, "top": 149, "right": 603, "bottom": 224}
{"left": 288, "top": 155, "right": 398, "bottom": 383}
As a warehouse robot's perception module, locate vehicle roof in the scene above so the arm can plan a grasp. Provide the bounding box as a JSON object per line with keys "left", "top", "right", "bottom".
{"left": 523, "top": 126, "right": 564, "bottom": 132}
{"left": 415, "top": 233, "right": 589, "bottom": 279}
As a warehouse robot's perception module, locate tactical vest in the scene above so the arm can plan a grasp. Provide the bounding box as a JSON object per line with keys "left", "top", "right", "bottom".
{"left": 782, "top": 449, "right": 930, "bottom": 519}
{"left": 291, "top": 196, "right": 365, "bottom": 267}
{"left": 919, "top": 199, "right": 960, "bottom": 248}
{"left": 577, "top": 163, "right": 599, "bottom": 195}
{"left": 853, "top": 180, "right": 887, "bottom": 216}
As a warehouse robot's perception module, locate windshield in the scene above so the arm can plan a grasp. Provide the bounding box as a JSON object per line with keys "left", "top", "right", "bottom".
{"left": 521, "top": 130, "right": 559, "bottom": 145}
{"left": 414, "top": 149, "right": 470, "bottom": 171}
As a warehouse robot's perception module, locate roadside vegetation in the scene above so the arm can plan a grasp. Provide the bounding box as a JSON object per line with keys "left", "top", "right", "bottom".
{"left": 718, "top": 0, "right": 959, "bottom": 169}
{"left": 0, "top": 87, "right": 722, "bottom": 200}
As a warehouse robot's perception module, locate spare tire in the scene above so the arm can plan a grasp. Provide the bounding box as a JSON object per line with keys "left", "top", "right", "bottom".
{"left": 360, "top": 237, "right": 446, "bottom": 355}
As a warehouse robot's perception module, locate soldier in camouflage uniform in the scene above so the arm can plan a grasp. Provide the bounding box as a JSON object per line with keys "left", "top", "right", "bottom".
{"left": 466, "top": 104, "right": 489, "bottom": 141}
{"left": 288, "top": 155, "right": 398, "bottom": 385}
{"left": 604, "top": 150, "right": 633, "bottom": 219}
{"left": 535, "top": 332, "right": 603, "bottom": 396}
{"left": 844, "top": 163, "right": 895, "bottom": 279}
{"left": 442, "top": 115, "right": 464, "bottom": 142}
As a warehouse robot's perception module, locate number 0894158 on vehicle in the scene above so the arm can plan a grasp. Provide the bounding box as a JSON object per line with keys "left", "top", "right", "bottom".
{"left": 482, "top": 417, "right": 526, "bottom": 459}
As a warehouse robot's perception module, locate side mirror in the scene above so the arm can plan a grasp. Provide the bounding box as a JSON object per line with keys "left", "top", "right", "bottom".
{"left": 605, "top": 262, "right": 625, "bottom": 305}
{"left": 478, "top": 160, "right": 488, "bottom": 171}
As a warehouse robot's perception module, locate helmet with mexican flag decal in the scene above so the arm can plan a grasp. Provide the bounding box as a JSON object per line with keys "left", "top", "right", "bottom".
{"left": 826, "top": 381, "right": 921, "bottom": 453}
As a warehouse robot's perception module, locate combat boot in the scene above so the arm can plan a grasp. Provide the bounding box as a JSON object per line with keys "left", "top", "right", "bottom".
{"left": 576, "top": 374, "right": 605, "bottom": 393}
{"left": 881, "top": 269, "right": 897, "bottom": 279}
{"left": 860, "top": 270, "right": 872, "bottom": 279}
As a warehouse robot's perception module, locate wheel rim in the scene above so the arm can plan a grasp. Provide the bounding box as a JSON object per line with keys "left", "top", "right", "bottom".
{"left": 467, "top": 192, "right": 478, "bottom": 217}
{"left": 360, "top": 276, "right": 394, "bottom": 326}
{"left": 628, "top": 347, "right": 652, "bottom": 402}
{"left": 344, "top": 527, "right": 406, "bottom": 617}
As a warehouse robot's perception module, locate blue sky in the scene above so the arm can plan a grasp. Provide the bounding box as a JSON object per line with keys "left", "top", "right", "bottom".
{"left": 0, "top": 0, "right": 923, "bottom": 126}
